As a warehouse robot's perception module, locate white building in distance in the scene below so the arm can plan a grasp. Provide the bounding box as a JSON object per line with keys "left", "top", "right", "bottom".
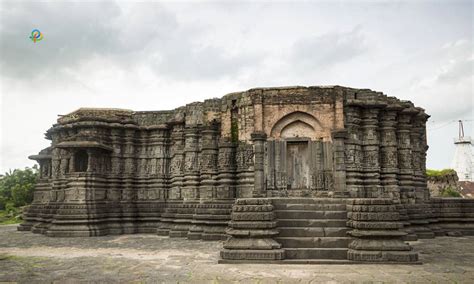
{"left": 451, "top": 120, "right": 473, "bottom": 182}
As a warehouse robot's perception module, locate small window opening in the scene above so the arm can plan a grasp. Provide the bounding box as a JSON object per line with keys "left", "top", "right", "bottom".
{"left": 74, "top": 150, "right": 88, "bottom": 172}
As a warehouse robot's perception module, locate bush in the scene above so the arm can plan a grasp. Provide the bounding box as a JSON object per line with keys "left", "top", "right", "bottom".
{"left": 440, "top": 187, "right": 462, "bottom": 198}
{"left": 0, "top": 196, "right": 6, "bottom": 210}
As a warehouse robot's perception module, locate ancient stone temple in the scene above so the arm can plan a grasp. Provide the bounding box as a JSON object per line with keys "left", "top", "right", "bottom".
{"left": 20, "top": 86, "right": 474, "bottom": 264}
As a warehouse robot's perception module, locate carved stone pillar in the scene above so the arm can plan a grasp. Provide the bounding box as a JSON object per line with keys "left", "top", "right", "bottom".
{"left": 199, "top": 125, "right": 219, "bottom": 200}
{"left": 396, "top": 108, "right": 419, "bottom": 240}
{"left": 251, "top": 132, "right": 266, "bottom": 197}
{"left": 397, "top": 109, "right": 417, "bottom": 206}
{"left": 158, "top": 124, "right": 186, "bottom": 237}
{"left": 361, "top": 107, "right": 382, "bottom": 198}
{"left": 216, "top": 138, "right": 236, "bottom": 200}
{"left": 109, "top": 128, "right": 121, "bottom": 176}
{"left": 182, "top": 126, "right": 200, "bottom": 200}
{"left": 379, "top": 106, "right": 401, "bottom": 201}
{"left": 86, "top": 149, "right": 94, "bottom": 173}
{"left": 406, "top": 110, "right": 434, "bottom": 239}
{"left": 411, "top": 111, "right": 430, "bottom": 203}
{"left": 68, "top": 153, "right": 75, "bottom": 173}
{"left": 123, "top": 130, "right": 135, "bottom": 176}
{"left": 152, "top": 128, "right": 168, "bottom": 200}
{"left": 419, "top": 112, "right": 430, "bottom": 201}
{"left": 168, "top": 125, "right": 185, "bottom": 200}
{"left": 235, "top": 143, "right": 255, "bottom": 198}
{"left": 331, "top": 130, "right": 348, "bottom": 197}
{"left": 344, "top": 105, "right": 364, "bottom": 197}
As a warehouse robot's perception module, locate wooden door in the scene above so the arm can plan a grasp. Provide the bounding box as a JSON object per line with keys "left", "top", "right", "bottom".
{"left": 286, "top": 141, "right": 310, "bottom": 189}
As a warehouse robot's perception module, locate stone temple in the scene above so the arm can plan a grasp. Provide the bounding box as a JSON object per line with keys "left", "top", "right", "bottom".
{"left": 20, "top": 86, "right": 474, "bottom": 264}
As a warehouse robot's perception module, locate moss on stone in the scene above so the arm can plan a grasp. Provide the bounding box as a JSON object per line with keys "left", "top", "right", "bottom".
{"left": 231, "top": 121, "right": 239, "bottom": 143}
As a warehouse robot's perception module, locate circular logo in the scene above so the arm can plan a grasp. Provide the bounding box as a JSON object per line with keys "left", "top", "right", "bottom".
{"left": 30, "top": 29, "right": 43, "bottom": 43}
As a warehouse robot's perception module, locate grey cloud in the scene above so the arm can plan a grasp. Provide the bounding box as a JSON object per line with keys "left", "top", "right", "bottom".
{"left": 0, "top": 2, "right": 122, "bottom": 79}
{"left": 0, "top": 2, "right": 260, "bottom": 82}
{"left": 436, "top": 41, "right": 473, "bottom": 84}
{"left": 289, "top": 27, "right": 368, "bottom": 71}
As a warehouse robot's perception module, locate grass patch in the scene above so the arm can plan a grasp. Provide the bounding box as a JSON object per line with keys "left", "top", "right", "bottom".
{"left": 0, "top": 210, "right": 22, "bottom": 225}
{"left": 426, "top": 169, "right": 456, "bottom": 177}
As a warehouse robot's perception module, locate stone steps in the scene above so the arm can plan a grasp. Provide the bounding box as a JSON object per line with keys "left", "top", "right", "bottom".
{"left": 273, "top": 198, "right": 350, "bottom": 261}
{"left": 275, "top": 210, "right": 347, "bottom": 219}
{"left": 278, "top": 227, "right": 349, "bottom": 237}
{"left": 271, "top": 198, "right": 348, "bottom": 205}
{"left": 276, "top": 237, "right": 351, "bottom": 248}
{"left": 274, "top": 203, "right": 347, "bottom": 211}
{"left": 278, "top": 219, "right": 347, "bottom": 227}
{"left": 284, "top": 248, "right": 348, "bottom": 260}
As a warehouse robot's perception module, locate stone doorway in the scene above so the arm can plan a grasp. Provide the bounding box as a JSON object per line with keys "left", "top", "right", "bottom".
{"left": 286, "top": 141, "right": 310, "bottom": 190}
{"left": 264, "top": 139, "right": 334, "bottom": 196}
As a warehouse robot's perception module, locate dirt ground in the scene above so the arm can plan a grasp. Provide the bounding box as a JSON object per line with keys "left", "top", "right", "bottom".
{"left": 1, "top": 224, "right": 473, "bottom": 283}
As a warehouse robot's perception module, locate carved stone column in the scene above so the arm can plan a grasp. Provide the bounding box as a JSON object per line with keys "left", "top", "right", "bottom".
{"left": 168, "top": 125, "right": 185, "bottom": 200}
{"left": 344, "top": 105, "right": 364, "bottom": 197}
{"left": 235, "top": 143, "right": 255, "bottom": 198}
{"left": 361, "top": 107, "right": 382, "bottom": 198}
{"left": 216, "top": 138, "right": 236, "bottom": 200}
{"left": 412, "top": 111, "right": 430, "bottom": 202}
{"left": 331, "top": 130, "right": 348, "bottom": 197}
{"left": 182, "top": 126, "right": 200, "bottom": 200}
{"left": 199, "top": 125, "right": 219, "bottom": 200}
{"left": 157, "top": 124, "right": 184, "bottom": 236}
{"left": 396, "top": 107, "right": 419, "bottom": 240}
{"left": 407, "top": 110, "right": 434, "bottom": 239}
{"left": 397, "top": 109, "right": 416, "bottom": 206}
{"left": 251, "top": 132, "right": 266, "bottom": 197}
{"left": 189, "top": 124, "right": 216, "bottom": 240}
{"left": 379, "top": 106, "right": 401, "bottom": 201}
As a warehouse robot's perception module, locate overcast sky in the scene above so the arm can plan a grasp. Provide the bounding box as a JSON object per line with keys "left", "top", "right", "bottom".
{"left": 0, "top": 0, "right": 472, "bottom": 173}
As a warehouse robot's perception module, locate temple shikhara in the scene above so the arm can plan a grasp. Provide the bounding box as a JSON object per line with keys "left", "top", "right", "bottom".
{"left": 19, "top": 86, "right": 474, "bottom": 264}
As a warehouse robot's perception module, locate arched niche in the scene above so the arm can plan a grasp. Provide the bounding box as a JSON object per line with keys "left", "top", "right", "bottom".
{"left": 270, "top": 111, "right": 322, "bottom": 139}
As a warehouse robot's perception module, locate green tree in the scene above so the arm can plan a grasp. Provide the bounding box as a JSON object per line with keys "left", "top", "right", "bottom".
{"left": 0, "top": 166, "right": 39, "bottom": 209}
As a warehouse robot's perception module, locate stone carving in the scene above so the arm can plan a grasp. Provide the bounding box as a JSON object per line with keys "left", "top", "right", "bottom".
{"left": 170, "top": 156, "right": 183, "bottom": 174}
{"left": 23, "top": 85, "right": 470, "bottom": 265}
{"left": 236, "top": 144, "right": 254, "bottom": 170}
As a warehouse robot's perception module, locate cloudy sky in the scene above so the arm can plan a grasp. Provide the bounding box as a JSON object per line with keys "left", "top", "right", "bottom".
{"left": 0, "top": 0, "right": 472, "bottom": 173}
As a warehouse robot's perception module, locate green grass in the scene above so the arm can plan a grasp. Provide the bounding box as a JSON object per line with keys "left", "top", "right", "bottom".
{"left": 426, "top": 168, "right": 456, "bottom": 177}
{"left": 0, "top": 210, "right": 22, "bottom": 225}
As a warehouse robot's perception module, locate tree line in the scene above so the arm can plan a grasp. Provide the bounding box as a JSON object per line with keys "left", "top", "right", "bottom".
{"left": 0, "top": 166, "right": 38, "bottom": 212}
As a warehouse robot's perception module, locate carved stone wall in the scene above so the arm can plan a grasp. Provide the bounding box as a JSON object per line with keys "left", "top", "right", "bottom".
{"left": 21, "top": 86, "right": 437, "bottom": 243}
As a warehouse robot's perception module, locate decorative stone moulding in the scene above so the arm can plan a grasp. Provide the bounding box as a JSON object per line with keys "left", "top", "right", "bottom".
{"left": 219, "top": 198, "right": 284, "bottom": 263}
{"left": 430, "top": 198, "right": 474, "bottom": 236}
{"left": 347, "top": 198, "right": 419, "bottom": 263}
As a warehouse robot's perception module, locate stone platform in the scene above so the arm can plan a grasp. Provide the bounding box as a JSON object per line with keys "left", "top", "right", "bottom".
{"left": 1, "top": 225, "right": 473, "bottom": 283}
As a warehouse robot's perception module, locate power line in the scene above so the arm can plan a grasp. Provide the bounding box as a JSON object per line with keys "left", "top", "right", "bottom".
{"left": 427, "top": 119, "right": 473, "bottom": 131}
